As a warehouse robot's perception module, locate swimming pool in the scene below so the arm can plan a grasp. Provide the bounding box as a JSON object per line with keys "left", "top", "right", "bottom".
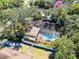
{"left": 41, "top": 33, "right": 57, "bottom": 41}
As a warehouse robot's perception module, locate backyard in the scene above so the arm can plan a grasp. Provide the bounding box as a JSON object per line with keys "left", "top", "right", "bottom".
{"left": 0, "top": 0, "right": 79, "bottom": 59}
{"left": 19, "top": 44, "right": 50, "bottom": 59}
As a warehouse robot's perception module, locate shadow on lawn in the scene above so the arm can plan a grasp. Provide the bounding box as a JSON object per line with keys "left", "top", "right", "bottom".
{"left": 49, "top": 49, "right": 55, "bottom": 59}
{"left": 0, "top": 40, "right": 22, "bottom": 51}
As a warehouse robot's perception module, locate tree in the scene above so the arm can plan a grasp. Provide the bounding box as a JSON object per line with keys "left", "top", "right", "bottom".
{"left": 13, "top": 0, "right": 24, "bottom": 7}
{"left": 2, "top": 20, "right": 25, "bottom": 42}
{"left": 53, "top": 36, "right": 77, "bottom": 59}
{"left": 69, "top": 32, "right": 79, "bottom": 59}
{"left": 34, "top": 0, "right": 54, "bottom": 9}
{"left": 0, "top": 0, "right": 24, "bottom": 9}
{"left": 68, "top": 4, "right": 79, "bottom": 15}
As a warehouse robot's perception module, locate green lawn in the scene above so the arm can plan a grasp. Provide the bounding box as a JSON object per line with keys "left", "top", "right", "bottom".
{"left": 19, "top": 44, "right": 50, "bottom": 59}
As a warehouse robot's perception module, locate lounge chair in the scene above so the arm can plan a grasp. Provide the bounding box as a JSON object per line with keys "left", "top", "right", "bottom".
{"left": 22, "top": 26, "right": 41, "bottom": 43}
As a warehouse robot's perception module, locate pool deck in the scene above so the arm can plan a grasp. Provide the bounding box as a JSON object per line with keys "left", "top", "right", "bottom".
{"left": 22, "top": 37, "right": 54, "bottom": 52}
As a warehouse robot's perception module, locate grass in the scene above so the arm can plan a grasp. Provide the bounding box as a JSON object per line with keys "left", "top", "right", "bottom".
{"left": 19, "top": 44, "right": 51, "bottom": 59}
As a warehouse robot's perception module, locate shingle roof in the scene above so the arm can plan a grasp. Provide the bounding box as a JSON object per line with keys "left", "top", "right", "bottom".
{"left": 0, "top": 48, "right": 33, "bottom": 59}
{"left": 0, "top": 53, "right": 10, "bottom": 59}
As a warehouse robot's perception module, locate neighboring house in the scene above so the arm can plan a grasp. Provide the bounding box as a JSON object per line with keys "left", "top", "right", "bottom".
{"left": 0, "top": 48, "right": 33, "bottom": 59}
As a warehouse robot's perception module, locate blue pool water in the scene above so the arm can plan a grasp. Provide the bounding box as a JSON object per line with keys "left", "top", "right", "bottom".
{"left": 41, "top": 33, "right": 57, "bottom": 41}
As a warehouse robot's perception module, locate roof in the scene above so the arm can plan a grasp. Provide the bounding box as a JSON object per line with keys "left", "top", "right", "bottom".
{"left": 0, "top": 48, "right": 33, "bottom": 59}
{"left": 0, "top": 53, "right": 9, "bottom": 59}
{"left": 26, "top": 26, "right": 40, "bottom": 37}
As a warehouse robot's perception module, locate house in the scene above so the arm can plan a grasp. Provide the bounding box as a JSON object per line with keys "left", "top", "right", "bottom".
{"left": 0, "top": 48, "right": 33, "bottom": 59}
